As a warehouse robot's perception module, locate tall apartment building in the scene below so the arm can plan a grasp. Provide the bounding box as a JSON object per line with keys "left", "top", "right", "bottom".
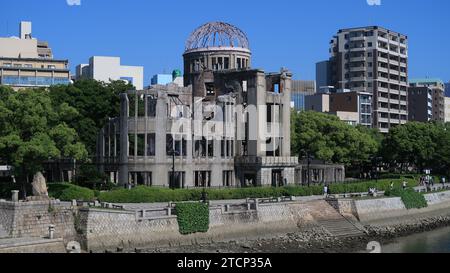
{"left": 75, "top": 56, "right": 144, "bottom": 90}
{"left": 291, "top": 80, "right": 316, "bottom": 111}
{"left": 409, "top": 78, "right": 445, "bottom": 122}
{"left": 319, "top": 26, "right": 409, "bottom": 133}
{"left": 0, "top": 21, "right": 70, "bottom": 90}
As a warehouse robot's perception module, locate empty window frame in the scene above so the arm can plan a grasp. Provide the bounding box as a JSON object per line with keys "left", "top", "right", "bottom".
{"left": 147, "top": 133, "right": 156, "bottom": 156}
{"left": 194, "top": 171, "right": 212, "bottom": 188}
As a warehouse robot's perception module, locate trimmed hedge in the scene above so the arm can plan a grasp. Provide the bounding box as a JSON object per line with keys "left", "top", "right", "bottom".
{"left": 175, "top": 202, "right": 209, "bottom": 235}
{"left": 385, "top": 188, "right": 428, "bottom": 209}
{"left": 48, "top": 183, "right": 95, "bottom": 201}
{"left": 97, "top": 178, "right": 419, "bottom": 203}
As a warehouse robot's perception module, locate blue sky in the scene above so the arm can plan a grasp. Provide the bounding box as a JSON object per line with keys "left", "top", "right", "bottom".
{"left": 1, "top": 0, "right": 449, "bottom": 85}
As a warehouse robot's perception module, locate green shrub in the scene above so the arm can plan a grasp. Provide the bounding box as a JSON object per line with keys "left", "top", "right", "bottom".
{"left": 48, "top": 183, "right": 95, "bottom": 201}
{"left": 385, "top": 188, "right": 428, "bottom": 209}
{"left": 175, "top": 202, "right": 209, "bottom": 235}
{"left": 97, "top": 178, "right": 421, "bottom": 203}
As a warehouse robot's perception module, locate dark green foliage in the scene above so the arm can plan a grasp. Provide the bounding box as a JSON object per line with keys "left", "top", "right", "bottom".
{"left": 73, "top": 164, "right": 114, "bottom": 191}
{"left": 291, "top": 111, "right": 379, "bottom": 166}
{"left": 49, "top": 79, "right": 134, "bottom": 155}
{"left": 385, "top": 188, "right": 428, "bottom": 209}
{"left": 175, "top": 202, "right": 209, "bottom": 235}
{"left": 0, "top": 86, "right": 88, "bottom": 190}
{"left": 48, "top": 183, "right": 95, "bottom": 201}
{"left": 382, "top": 122, "right": 450, "bottom": 175}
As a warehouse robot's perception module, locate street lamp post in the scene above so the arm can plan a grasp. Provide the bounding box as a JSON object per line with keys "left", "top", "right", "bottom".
{"left": 169, "top": 149, "right": 180, "bottom": 189}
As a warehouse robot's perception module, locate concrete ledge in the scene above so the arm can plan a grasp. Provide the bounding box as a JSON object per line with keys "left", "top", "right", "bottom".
{"left": 0, "top": 238, "right": 66, "bottom": 253}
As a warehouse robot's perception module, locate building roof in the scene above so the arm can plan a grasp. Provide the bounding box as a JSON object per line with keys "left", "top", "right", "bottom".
{"left": 185, "top": 22, "right": 250, "bottom": 51}
{"left": 409, "top": 78, "right": 444, "bottom": 85}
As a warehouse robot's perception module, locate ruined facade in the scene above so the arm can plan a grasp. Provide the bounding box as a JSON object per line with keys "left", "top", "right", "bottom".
{"left": 96, "top": 22, "right": 298, "bottom": 188}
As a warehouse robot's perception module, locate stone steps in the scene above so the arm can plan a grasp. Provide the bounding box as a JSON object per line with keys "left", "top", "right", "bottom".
{"left": 307, "top": 200, "right": 366, "bottom": 238}
{"left": 318, "top": 218, "right": 365, "bottom": 238}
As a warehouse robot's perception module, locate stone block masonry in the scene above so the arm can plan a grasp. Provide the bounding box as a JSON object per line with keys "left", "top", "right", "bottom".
{"left": 79, "top": 200, "right": 344, "bottom": 252}
{"left": 0, "top": 200, "right": 77, "bottom": 243}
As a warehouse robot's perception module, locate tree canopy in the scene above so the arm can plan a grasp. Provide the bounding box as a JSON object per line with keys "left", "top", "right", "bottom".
{"left": 291, "top": 111, "right": 379, "bottom": 167}
{"left": 49, "top": 79, "right": 134, "bottom": 155}
{"left": 382, "top": 122, "right": 450, "bottom": 174}
{"left": 0, "top": 86, "right": 88, "bottom": 183}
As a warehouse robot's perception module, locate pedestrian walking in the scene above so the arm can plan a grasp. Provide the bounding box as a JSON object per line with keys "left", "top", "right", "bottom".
{"left": 323, "top": 185, "right": 328, "bottom": 198}
{"left": 402, "top": 181, "right": 407, "bottom": 190}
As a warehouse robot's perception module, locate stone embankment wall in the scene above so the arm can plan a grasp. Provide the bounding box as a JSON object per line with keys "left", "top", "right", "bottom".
{"left": 79, "top": 200, "right": 338, "bottom": 252}
{"left": 331, "top": 191, "right": 450, "bottom": 223}
{"left": 0, "top": 200, "right": 77, "bottom": 243}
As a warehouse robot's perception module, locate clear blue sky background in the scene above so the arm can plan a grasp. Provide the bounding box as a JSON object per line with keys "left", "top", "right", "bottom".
{"left": 1, "top": 0, "right": 449, "bottom": 85}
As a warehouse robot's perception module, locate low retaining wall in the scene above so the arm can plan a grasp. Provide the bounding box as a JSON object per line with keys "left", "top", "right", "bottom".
{"left": 330, "top": 190, "right": 450, "bottom": 223}
{"left": 0, "top": 238, "right": 66, "bottom": 253}
{"left": 79, "top": 200, "right": 335, "bottom": 252}
{"left": 0, "top": 200, "right": 77, "bottom": 243}
{"left": 424, "top": 191, "right": 450, "bottom": 206}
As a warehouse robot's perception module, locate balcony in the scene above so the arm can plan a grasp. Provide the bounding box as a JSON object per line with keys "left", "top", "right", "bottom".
{"left": 377, "top": 86, "right": 389, "bottom": 92}
{"left": 378, "top": 36, "right": 389, "bottom": 43}
{"left": 389, "top": 60, "right": 399, "bottom": 66}
{"left": 350, "top": 76, "right": 366, "bottom": 82}
{"left": 349, "top": 66, "right": 366, "bottom": 72}
{"left": 350, "top": 36, "right": 366, "bottom": 42}
{"left": 378, "top": 67, "right": 388, "bottom": 73}
{"left": 377, "top": 96, "right": 389, "bottom": 103}
{"left": 349, "top": 56, "right": 366, "bottom": 62}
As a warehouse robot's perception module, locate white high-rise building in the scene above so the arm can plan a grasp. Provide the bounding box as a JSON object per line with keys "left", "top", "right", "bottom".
{"left": 75, "top": 56, "right": 144, "bottom": 90}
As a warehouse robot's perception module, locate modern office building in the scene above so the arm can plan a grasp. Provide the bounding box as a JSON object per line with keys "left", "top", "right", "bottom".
{"left": 445, "top": 97, "right": 450, "bottom": 123}
{"left": 291, "top": 80, "right": 316, "bottom": 111}
{"left": 75, "top": 56, "right": 144, "bottom": 90}
{"left": 151, "top": 74, "right": 173, "bottom": 86}
{"left": 0, "top": 21, "right": 70, "bottom": 90}
{"left": 320, "top": 26, "right": 409, "bottom": 132}
{"left": 409, "top": 78, "right": 445, "bottom": 122}
{"left": 305, "top": 93, "right": 330, "bottom": 113}
{"left": 330, "top": 91, "right": 373, "bottom": 127}
{"left": 316, "top": 60, "right": 332, "bottom": 90}
{"left": 96, "top": 22, "right": 304, "bottom": 188}
{"left": 305, "top": 89, "right": 372, "bottom": 127}
{"left": 445, "top": 82, "right": 450, "bottom": 97}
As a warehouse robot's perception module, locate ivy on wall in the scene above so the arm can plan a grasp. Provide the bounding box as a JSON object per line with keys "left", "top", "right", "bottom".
{"left": 175, "top": 202, "right": 209, "bottom": 235}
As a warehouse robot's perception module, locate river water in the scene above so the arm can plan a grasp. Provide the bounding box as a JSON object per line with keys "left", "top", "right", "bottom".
{"left": 381, "top": 226, "right": 450, "bottom": 253}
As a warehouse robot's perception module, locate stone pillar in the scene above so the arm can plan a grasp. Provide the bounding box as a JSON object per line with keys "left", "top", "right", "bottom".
{"left": 11, "top": 190, "right": 19, "bottom": 202}
{"left": 119, "top": 93, "right": 130, "bottom": 187}
{"left": 48, "top": 225, "right": 55, "bottom": 239}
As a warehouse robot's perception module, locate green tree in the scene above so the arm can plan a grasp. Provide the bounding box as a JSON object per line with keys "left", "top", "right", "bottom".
{"left": 291, "top": 111, "right": 379, "bottom": 167}
{"left": 381, "top": 122, "right": 440, "bottom": 173}
{"left": 49, "top": 79, "right": 134, "bottom": 155}
{"left": 0, "top": 87, "right": 88, "bottom": 196}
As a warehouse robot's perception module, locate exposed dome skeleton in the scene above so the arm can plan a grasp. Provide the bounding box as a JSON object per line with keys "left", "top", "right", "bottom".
{"left": 185, "top": 22, "right": 250, "bottom": 51}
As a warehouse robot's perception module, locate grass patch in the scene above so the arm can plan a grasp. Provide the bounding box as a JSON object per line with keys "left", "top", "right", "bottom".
{"left": 175, "top": 202, "right": 209, "bottom": 235}
{"left": 385, "top": 188, "right": 428, "bottom": 209}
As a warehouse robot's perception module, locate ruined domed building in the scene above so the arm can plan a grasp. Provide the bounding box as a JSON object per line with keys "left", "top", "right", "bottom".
{"left": 96, "top": 22, "right": 343, "bottom": 188}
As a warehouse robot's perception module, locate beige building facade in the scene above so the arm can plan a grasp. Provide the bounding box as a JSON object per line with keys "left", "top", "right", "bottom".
{"left": 0, "top": 21, "right": 70, "bottom": 89}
